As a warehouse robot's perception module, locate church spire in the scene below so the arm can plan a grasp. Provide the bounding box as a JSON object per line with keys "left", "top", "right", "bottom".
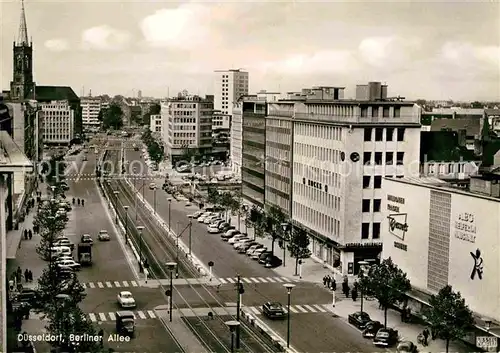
{"left": 17, "top": 0, "right": 29, "bottom": 46}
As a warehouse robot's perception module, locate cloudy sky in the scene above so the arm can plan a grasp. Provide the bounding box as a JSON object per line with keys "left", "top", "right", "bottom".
{"left": 1, "top": 0, "right": 499, "bottom": 100}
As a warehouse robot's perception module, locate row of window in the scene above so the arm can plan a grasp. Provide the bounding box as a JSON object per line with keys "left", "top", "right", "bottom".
{"left": 294, "top": 182, "right": 341, "bottom": 211}
{"left": 362, "top": 174, "right": 404, "bottom": 189}
{"left": 360, "top": 106, "right": 400, "bottom": 118}
{"left": 293, "top": 202, "right": 341, "bottom": 238}
{"left": 362, "top": 199, "right": 381, "bottom": 213}
{"left": 361, "top": 222, "right": 380, "bottom": 239}
{"left": 294, "top": 162, "right": 343, "bottom": 190}
{"left": 363, "top": 151, "right": 405, "bottom": 165}
{"left": 295, "top": 123, "right": 343, "bottom": 141}
{"left": 174, "top": 126, "right": 196, "bottom": 131}
{"left": 294, "top": 143, "right": 344, "bottom": 163}
{"left": 173, "top": 118, "right": 196, "bottom": 124}
{"left": 173, "top": 140, "right": 195, "bottom": 146}
{"left": 364, "top": 127, "right": 405, "bottom": 142}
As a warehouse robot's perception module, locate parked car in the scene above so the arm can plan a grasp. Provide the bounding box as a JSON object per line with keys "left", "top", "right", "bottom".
{"left": 348, "top": 311, "right": 372, "bottom": 329}
{"left": 397, "top": 341, "right": 417, "bottom": 353}
{"left": 204, "top": 215, "right": 220, "bottom": 224}
{"left": 258, "top": 252, "right": 274, "bottom": 264}
{"left": 262, "top": 302, "right": 286, "bottom": 319}
{"left": 117, "top": 291, "right": 136, "bottom": 308}
{"left": 57, "top": 259, "right": 81, "bottom": 271}
{"left": 207, "top": 224, "right": 221, "bottom": 233}
{"left": 219, "top": 223, "right": 233, "bottom": 231}
{"left": 188, "top": 211, "right": 203, "bottom": 219}
{"left": 246, "top": 244, "right": 264, "bottom": 256}
{"left": 149, "top": 182, "right": 157, "bottom": 190}
{"left": 221, "top": 229, "right": 239, "bottom": 240}
{"left": 252, "top": 249, "right": 271, "bottom": 260}
{"left": 362, "top": 321, "right": 383, "bottom": 338}
{"left": 53, "top": 238, "right": 74, "bottom": 250}
{"left": 373, "top": 328, "right": 399, "bottom": 347}
{"left": 229, "top": 234, "right": 248, "bottom": 244}
{"left": 81, "top": 233, "right": 93, "bottom": 245}
{"left": 198, "top": 212, "right": 213, "bottom": 223}
{"left": 98, "top": 230, "right": 110, "bottom": 241}
{"left": 233, "top": 238, "right": 253, "bottom": 249}
{"left": 235, "top": 240, "right": 256, "bottom": 251}
{"left": 264, "top": 255, "right": 283, "bottom": 268}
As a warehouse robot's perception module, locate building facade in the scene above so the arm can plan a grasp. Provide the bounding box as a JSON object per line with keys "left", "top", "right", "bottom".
{"left": 212, "top": 112, "right": 231, "bottom": 131}
{"left": 382, "top": 175, "right": 500, "bottom": 324}
{"left": 265, "top": 102, "right": 294, "bottom": 216}
{"left": 81, "top": 96, "right": 102, "bottom": 127}
{"left": 290, "top": 83, "right": 421, "bottom": 274}
{"left": 39, "top": 100, "right": 75, "bottom": 144}
{"left": 214, "top": 69, "right": 249, "bottom": 115}
{"left": 241, "top": 96, "right": 267, "bottom": 207}
{"left": 160, "top": 93, "right": 213, "bottom": 161}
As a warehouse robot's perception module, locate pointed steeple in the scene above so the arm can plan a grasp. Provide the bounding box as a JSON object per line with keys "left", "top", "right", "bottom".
{"left": 17, "top": 0, "right": 29, "bottom": 46}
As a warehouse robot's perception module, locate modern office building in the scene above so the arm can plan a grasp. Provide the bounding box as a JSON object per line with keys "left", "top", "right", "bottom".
{"left": 381, "top": 173, "right": 500, "bottom": 324}
{"left": 39, "top": 100, "right": 75, "bottom": 145}
{"left": 289, "top": 82, "right": 421, "bottom": 274}
{"left": 160, "top": 93, "right": 213, "bottom": 161}
{"left": 81, "top": 96, "right": 102, "bottom": 127}
{"left": 212, "top": 111, "right": 231, "bottom": 131}
{"left": 214, "top": 69, "right": 249, "bottom": 115}
{"left": 150, "top": 114, "right": 163, "bottom": 133}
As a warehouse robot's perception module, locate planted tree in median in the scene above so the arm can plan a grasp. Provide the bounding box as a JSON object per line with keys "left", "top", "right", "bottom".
{"left": 288, "top": 226, "right": 311, "bottom": 275}
{"left": 358, "top": 257, "right": 411, "bottom": 328}
{"left": 34, "top": 202, "right": 69, "bottom": 261}
{"left": 424, "top": 285, "right": 474, "bottom": 353}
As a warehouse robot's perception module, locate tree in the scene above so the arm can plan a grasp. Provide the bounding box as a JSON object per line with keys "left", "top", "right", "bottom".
{"left": 264, "top": 205, "right": 287, "bottom": 254}
{"left": 248, "top": 206, "right": 266, "bottom": 240}
{"left": 358, "top": 257, "right": 411, "bottom": 327}
{"left": 142, "top": 103, "right": 161, "bottom": 125}
{"left": 147, "top": 140, "right": 164, "bottom": 164}
{"left": 424, "top": 285, "right": 474, "bottom": 353}
{"left": 288, "top": 227, "right": 311, "bottom": 275}
{"left": 207, "top": 186, "right": 220, "bottom": 205}
{"left": 219, "top": 193, "right": 239, "bottom": 222}
{"left": 34, "top": 201, "right": 69, "bottom": 261}
{"left": 102, "top": 103, "right": 123, "bottom": 130}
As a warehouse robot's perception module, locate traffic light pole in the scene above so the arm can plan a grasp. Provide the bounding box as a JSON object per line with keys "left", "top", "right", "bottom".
{"left": 236, "top": 274, "right": 241, "bottom": 349}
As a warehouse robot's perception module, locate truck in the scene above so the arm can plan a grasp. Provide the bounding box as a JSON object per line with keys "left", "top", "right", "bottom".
{"left": 77, "top": 243, "right": 92, "bottom": 266}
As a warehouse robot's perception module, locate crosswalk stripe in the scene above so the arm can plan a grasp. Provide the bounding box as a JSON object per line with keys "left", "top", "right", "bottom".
{"left": 81, "top": 283, "right": 87, "bottom": 289}
{"left": 304, "top": 305, "right": 316, "bottom": 312}
{"left": 314, "top": 304, "right": 327, "bottom": 313}
{"left": 242, "top": 278, "right": 252, "bottom": 283}
{"left": 295, "top": 305, "right": 308, "bottom": 313}
{"left": 266, "top": 277, "right": 276, "bottom": 283}
{"left": 147, "top": 310, "right": 156, "bottom": 318}
{"left": 137, "top": 311, "right": 147, "bottom": 319}
{"left": 322, "top": 304, "right": 335, "bottom": 313}
{"left": 292, "top": 278, "right": 301, "bottom": 282}
{"left": 218, "top": 278, "right": 227, "bottom": 284}
{"left": 89, "top": 282, "right": 95, "bottom": 289}
{"left": 281, "top": 277, "right": 290, "bottom": 282}
{"left": 99, "top": 313, "right": 107, "bottom": 321}
{"left": 114, "top": 281, "right": 121, "bottom": 287}
{"left": 250, "top": 307, "right": 261, "bottom": 315}
{"left": 89, "top": 313, "right": 97, "bottom": 322}
{"left": 249, "top": 277, "right": 260, "bottom": 283}
{"left": 106, "top": 282, "right": 112, "bottom": 288}
{"left": 97, "top": 282, "right": 104, "bottom": 288}
{"left": 131, "top": 281, "right": 138, "bottom": 287}
{"left": 289, "top": 306, "right": 299, "bottom": 313}
{"left": 122, "top": 281, "right": 129, "bottom": 287}
{"left": 109, "top": 312, "right": 116, "bottom": 321}
{"left": 274, "top": 277, "right": 284, "bottom": 283}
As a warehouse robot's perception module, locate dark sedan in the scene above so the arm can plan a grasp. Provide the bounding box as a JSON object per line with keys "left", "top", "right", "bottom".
{"left": 262, "top": 302, "right": 286, "bottom": 319}
{"left": 348, "top": 311, "right": 372, "bottom": 329}
{"left": 374, "top": 328, "right": 399, "bottom": 347}
{"left": 362, "top": 321, "right": 383, "bottom": 338}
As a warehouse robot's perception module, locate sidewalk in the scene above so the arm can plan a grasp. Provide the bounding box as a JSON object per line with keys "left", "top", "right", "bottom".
{"left": 228, "top": 214, "right": 471, "bottom": 353}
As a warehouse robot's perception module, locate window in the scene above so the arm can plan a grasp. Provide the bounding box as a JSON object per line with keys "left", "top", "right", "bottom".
{"left": 372, "top": 223, "right": 381, "bottom": 239}
{"left": 361, "top": 223, "right": 370, "bottom": 239}
{"left": 363, "top": 176, "right": 370, "bottom": 189}
{"left": 362, "top": 199, "right": 370, "bottom": 212}
{"left": 373, "top": 199, "right": 381, "bottom": 212}
{"left": 397, "top": 128, "right": 405, "bottom": 141}
{"left": 364, "top": 128, "right": 372, "bottom": 141}
{"left": 374, "top": 175, "right": 382, "bottom": 188}
{"left": 383, "top": 106, "right": 390, "bottom": 117}
{"left": 386, "top": 152, "right": 394, "bottom": 164}
{"left": 372, "top": 106, "right": 379, "bottom": 117}
{"left": 386, "top": 128, "right": 394, "bottom": 141}
{"left": 363, "top": 152, "right": 371, "bottom": 164}
{"left": 394, "top": 107, "right": 401, "bottom": 118}
{"left": 374, "top": 152, "right": 383, "bottom": 165}
{"left": 375, "top": 128, "right": 383, "bottom": 141}
{"left": 397, "top": 152, "right": 404, "bottom": 165}
{"left": 361, "top": 107, "right": 368, "bottom": 117}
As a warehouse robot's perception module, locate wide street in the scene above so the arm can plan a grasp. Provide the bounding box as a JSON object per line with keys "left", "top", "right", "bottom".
{"left": 61, "top": 136, "right": 185, "bottom": 352}
{"left": 119, "top": 140, "right": 385, "bottom": 353}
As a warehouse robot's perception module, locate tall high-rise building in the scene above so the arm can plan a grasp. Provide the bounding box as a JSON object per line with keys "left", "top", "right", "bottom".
{"left": 81, "top": 96, "right": 102, "bottom": 127}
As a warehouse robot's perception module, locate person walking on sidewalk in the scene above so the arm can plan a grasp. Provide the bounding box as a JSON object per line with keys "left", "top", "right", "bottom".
{"left": 24, "top": 269, "right": 29, "bottom": 282}
{"left": 28, "top": 270, "right": 33, "bottom": 282}
{"left": 16, "top": 267, "right": 22, "bottom": 281}
{"left": 82, "top": 199, "right": 85, "bottom": 206}
{"left": 351, "top": 287, "right": 358, "bottom": 301}
{"left": 422, "top": 328, "right": 430, "bottom": 346}
{"left": 331, "top": 278, "right": 337, "bottom": 291}
{"left": 28, "top": 229, "right": 33, "bottom": 240}
{"left": 23, "top": 229, "right": 28, "bottom": 240}
{"left": 323, "top": 276, "right": 327, "bottom": 287}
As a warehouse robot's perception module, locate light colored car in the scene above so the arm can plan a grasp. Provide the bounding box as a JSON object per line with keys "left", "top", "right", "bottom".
{"left": 57, "top": 259, "right": 81, "bottom": 271}
{"left": 246, "top": 244, "right": 265, "bottom": 255}
{"left": 188, "top": 211, "right": 203, "bottom": 219}
{"left": 198, "top": 212, "right": 213, "bottom": 223}
{"left": 55, "top": 255, "right": 74, "bottom": 262}
{"left": 98, "top": 230, "right": 110, "bottom": 241}
{"left": 229, "top": 235, "right": 249, "bottom": 245}
{"left": 149, "top": 182, "right": 156, "bottom": 190}
{"left": 207, "top": 225, "right": 221, "bottom": 233}
{"left": 237, "top": 241, "right": 258, "bottom": 253}
{"left": 53, "top": 238, "right": 74, "bottom": 248}
{"left": 234, "top": 239, "right": 254, "bottom": 250}
{"left": 117, "top": 291, "right": 136, "bottom": 308}
{"left": 251, "top": 248, "right": 269, "bottom": 260}
{"left": 204, "top": 215, "right": 220, "bottom": 224}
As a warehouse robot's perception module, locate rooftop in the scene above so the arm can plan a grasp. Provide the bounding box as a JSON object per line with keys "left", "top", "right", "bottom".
{"left": 0, "top": 130, "right": 33, "bottom": 173}
{"left": 34, "top": 86, "right": 79, "bottom": 102}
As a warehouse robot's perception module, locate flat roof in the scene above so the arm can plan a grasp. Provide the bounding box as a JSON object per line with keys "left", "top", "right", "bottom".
{"left": 0, "top": 131, "right": 33, "bottom": 173}
{"left": 304, "top": 99, "right": 415, "bottom": 106}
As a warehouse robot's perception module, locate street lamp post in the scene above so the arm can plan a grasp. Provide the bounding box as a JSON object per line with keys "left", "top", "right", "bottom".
{"left": 142, "top": 178, "right": 145, "bottom": 203}
{"left": 188, "top": 220, "right": 192, "bottom": 255}
{"left": 123, "top": 205, "right": 129, "bottom": 245}
{"left": 137, "top": 226, "right": 145, "bottom": 273}
{"left": 281, "top": 222, "right": 291, "bottom": 267}
{"left": 166, "top": 262, "right": 177, "bottom": 322}
{"left": 225, "top": 321, "right": 241, "bottom": 353}
{"left": 168, "top": 198, "right": 172, "bottom": 233}
{"left": 113, "top": 191, "right": 119, "bottom": 224}
{"left": 358, "top": 261, "right": 369, "bottom": 313}
{"left": 283, "top": 283, "right": 296, "bottom": 348}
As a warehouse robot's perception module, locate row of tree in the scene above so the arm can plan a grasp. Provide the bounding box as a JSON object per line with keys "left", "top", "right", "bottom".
{"left": 206, "top": 187, "right": 311, "bottom": 274}
{"left": 31, "top": 180, "right": 103, "bottom": 352}
{"left": 358, "top": 258, "right": 474, "bottom": 353}
{"left": 141, "top": 129, "right": 165, "bottom": 165}
{"left": 98, "top": 102, "right": 124, "bottom": 130}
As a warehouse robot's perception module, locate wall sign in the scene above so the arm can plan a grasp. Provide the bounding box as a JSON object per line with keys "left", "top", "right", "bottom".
{"left": 387, "top": 195, "right": 408, "bottom": 251}
{"left": 387, "top": 194, "right": 405, "bottom": 213}
{"left": 470, "top": 249, "right": 483, "bottom": 280}
{"left": 454, "top": 212, "right": 476, "bottom": 243}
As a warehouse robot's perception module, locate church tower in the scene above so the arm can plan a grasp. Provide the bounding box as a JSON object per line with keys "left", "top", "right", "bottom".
{"left": 10, "top": 0, "right": 35, "bottom": 101}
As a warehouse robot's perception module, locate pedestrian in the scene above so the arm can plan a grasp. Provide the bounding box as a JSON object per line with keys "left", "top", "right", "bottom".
{"left": 24, "top": 269, "right": 29, "bottom": 282}
{"left": 351, "top": 288, "right": 358, "bottom": 301}
{"left": 77, "top": 198, "right": 80, "bottom": 205}
{"left": 23, "top": 229, "right": 28, "bottom": 240}
{"left": 326, "top": 276, "right": 331, "bottom": 288}
{"left": 323, "top": 276, "right": 327, "bottom": 287}
{"left": 422, "top": 328, "right": 429, "bottom": 346}
{"left": 345, "top": 284, "right": 350, "bottom": 298}
{"left": 331, "top": 278, "right": 337, "bottom": 291}
{"left": 72, "top": 197, "right": 75, "bottom": 205}
{"left": 16, "top": 266, "right": 22, "bottom": 279}
{"left": 28, "top": 229, "right": 33, "bottom": 240}
{"left": 28, "top": 270, "right": 33, "bottom": 282}
{"left": 342, "top": 282, "right": 347, "bottom": 296}
{"left": 82, "top": 199, "right": 85, "bottom": 206}
{"left": 401, "top": 307, "right": 407, "bottom": 322}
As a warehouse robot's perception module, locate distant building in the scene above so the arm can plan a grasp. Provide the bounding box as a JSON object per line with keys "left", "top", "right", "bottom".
{"left": 214, "top": 69, "right": 249, "bottom": 115}
{"left": 39, "top": 100, "right": 75, "bottom": 145}
{"left": 137, "top": 90, "right": 142, "bottom": 99}
{"left": 81, "top": 96, "right": 102, "bottom": 127}
{"left": 212, "top": 112, "right": 231, "bottom": 131}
